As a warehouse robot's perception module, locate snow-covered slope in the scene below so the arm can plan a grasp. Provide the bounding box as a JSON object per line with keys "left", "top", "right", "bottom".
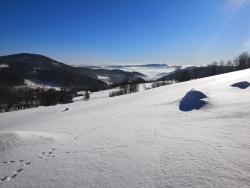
{"left": 24, "top": 79, "right": 61, "bottom": 90}
{"left": 1, "top": 69, "right": 250, "bottom": 188}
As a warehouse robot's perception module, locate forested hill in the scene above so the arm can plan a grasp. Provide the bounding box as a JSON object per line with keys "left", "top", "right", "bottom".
{"left": 0, "top": 53, "right": 144, "bottom": 91}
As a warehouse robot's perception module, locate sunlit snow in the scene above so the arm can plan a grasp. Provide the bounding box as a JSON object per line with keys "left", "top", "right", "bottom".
{"left": 1, "top": 69, "right": 250, "bottom": 187}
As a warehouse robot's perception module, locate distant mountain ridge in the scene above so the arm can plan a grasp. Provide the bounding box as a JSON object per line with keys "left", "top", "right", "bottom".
{"left": 137, "top": 64, "right": 168, "bottom": 68}
{"left": 0, "top": 53, "right": 144, "bottom": 91}
{"left": 81, "top": 63, "right": 169, "bottom": 69}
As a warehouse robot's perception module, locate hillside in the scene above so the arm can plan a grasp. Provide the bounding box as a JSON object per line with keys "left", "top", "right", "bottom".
{"left": 0, "top": 53, "right": 144, "bottom": 90}
{"left": 0, "top": 69, "right": 250, "bottom": 187}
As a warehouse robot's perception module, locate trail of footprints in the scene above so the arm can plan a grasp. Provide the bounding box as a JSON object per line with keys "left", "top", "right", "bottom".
{"left": 38, "top": 148, "right": 56, "bottom": 159}
{"left": 0, "top": 134, "right": 81, "bottom": 184}
{"left": 0, "top": 160, "right": 31, "bottom": 183}
{"left": 65, "top": 150, "right": 78, "bottom": 154}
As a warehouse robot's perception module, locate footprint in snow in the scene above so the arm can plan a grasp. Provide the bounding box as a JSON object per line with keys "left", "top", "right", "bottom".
{"left": 1, "top": 160, "right": 16, "bottom": 164}
{"left": 0, "top": 161, "right": 31, "bottom": 183}
{"left": 24, "top": 162, "right": 31, "bottom": 166}
{"left": 65, "top": 151, "right": 78, "bottom": 154}
{"left": 0, "top": 176, "right": 8, "bottom": 182}
{"left": 17, "top": 169, "right": 23, "bottom": 173}
{"left": 38, "top": 148, "right": 56, "bottom": 159}
{"left": 5, "top": 168, "right": 24, "bottom": 182}
{"left": 1, "top": 159, "right": 30, "bottom": 166}
{"left": 73, "top": 135, "right": 79, "bottom": 140}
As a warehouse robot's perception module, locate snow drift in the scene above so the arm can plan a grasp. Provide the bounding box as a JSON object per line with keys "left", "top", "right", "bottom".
{"left": 179, "top": 89, "right": 208, "bottom": 111}
{"left": 0, "top": 131, "right": 59, "bottom": 151}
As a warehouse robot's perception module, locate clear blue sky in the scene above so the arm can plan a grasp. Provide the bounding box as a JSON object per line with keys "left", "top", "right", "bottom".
{"left": 1, "top": 0, "right": 250, "bottom": 65}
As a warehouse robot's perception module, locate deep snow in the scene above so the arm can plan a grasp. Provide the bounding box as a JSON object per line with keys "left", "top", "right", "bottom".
{"left": 0, "top": 69, "right": 250, "bottom": 187}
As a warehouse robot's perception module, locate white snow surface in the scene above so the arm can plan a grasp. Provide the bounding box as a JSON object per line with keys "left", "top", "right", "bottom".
{"left": 24, "top": 79, "right": 61, "bottom": 90}
{"left": 97, "top": 75, "right": 111, "bottom": 84}
{"left": 0, "top": 64, "right": 9, "bottom": 69}
{"left": 1, "top": 69, "right": 250, "bottom": 187}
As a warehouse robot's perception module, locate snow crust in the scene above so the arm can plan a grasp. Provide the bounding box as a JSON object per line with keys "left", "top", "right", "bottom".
{"left": 1, "top": 69, "right": 250, "bottom": 187}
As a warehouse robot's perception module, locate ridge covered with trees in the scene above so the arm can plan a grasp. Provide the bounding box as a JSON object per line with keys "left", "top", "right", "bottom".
{"left": 0, "top": 87, "right": 73, "bottom": 112}
{"left": 0, "top": 53, "right": 144, "bottom": 91}
{"left": 159, "top": 52, "right": 250, "bottom": 82}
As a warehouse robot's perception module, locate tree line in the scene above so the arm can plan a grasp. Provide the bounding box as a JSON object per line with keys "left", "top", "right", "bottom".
{"left": 151, "top": 80, "right": 173, "bottom": 88}
{"left": 109, "top": 82, "right": 139, "bottom": 97}
{"left": 167, "top": 52, "right": 250, "bottom": 82}
{"left": 0, "top": 87, "right": 73, "bottom": 112}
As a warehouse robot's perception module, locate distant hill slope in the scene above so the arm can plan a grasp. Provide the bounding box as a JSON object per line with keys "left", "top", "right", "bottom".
{"left": 157, "top": 65, "right": 236, "bottom": 81}
{"left": 0, "top": 53, "right": 144, "bottom": 90}
{"left": 89, "top": 69, "right": 145, "bottom": 84}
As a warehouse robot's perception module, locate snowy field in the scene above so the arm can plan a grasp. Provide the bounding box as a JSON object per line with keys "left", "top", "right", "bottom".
{"left": 74, "top": 83, "right": 152, "bottom": 102}
{"left": 0, "top": 69, "right": 250, "bottom": 187}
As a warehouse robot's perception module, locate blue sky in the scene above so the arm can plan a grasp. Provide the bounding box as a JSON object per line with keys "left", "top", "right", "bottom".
{"left": 0, "top": 0, "right": 250, "bottom": 65}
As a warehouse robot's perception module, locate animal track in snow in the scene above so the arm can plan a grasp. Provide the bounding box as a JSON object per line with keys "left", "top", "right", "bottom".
{"left": 38, "top": 148, "right": 56, "bottom": 159}
{"left": 0, "top": 160, "right": 31, "bottom": 183}
{"left": 17, "top": 168, "right": 23, "bottom": 173}
{"left": 5, "top": 168, "right": 23, "bottom": 182}
{"left": 24, "top": 162, "right": 31, "bottom": 166}
{"left": 65, "top": 150, "right": 79, "bottom": 154}
{"left": 1, "top": 160, "right": 16, "bottom": 164}
{"left": 0, "top": 176, "right": 8, "bottom": 182}
{"left": 1, "top": 147, "right": 58, "bottom": 184}
{"left": 1, "top": 144, "right": 80, "bottom": 184}
{"left": 1, "top": 159, "right": 30, "bottom": 166}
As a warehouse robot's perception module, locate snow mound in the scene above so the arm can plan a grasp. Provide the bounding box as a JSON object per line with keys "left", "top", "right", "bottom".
{"left": 179, "top": 89, "right": 208, "bottom": 111}
{"left": 0, "top": 131, "right": 58, "bottom": 150}
{"left": 231, "top": 81, "right": 250, "bottom": 89}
